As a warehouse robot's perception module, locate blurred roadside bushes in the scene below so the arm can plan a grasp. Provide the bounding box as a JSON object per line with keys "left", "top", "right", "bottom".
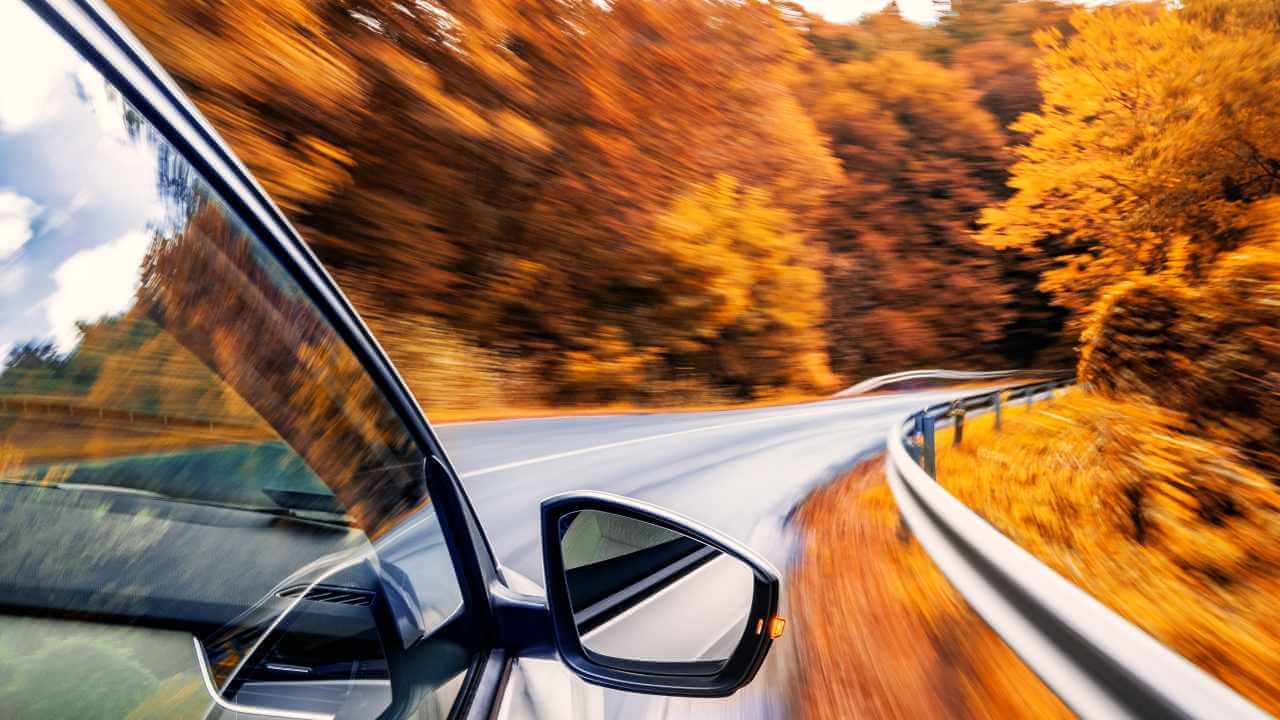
{"left": 1078, "top": 276, "right": 1193, "bottom": 401}
{"left": 1078, "top": 200, "right": 1280, "bottom": 479}
{"left": 1187, "top": 204, "right": 1280, "bottom": 472}
{"left": 937, "top": 396, "right": 1280, "bottom": 712}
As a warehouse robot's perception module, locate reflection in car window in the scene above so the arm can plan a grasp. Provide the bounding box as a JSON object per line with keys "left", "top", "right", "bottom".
{"left": 0, "top": 4, "right": 466, "bottom": 718}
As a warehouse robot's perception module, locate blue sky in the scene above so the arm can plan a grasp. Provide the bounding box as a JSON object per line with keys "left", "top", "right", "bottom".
{"left": 0, "top": 1, "right": 164, "bottom": 362}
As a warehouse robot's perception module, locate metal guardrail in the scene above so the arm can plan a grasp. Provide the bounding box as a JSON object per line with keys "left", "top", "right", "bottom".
{"left": 885, "top": 377, "right": 1269, "bottom": 719}
{"left": 834, "top": 368, "right": 1069, "bottom": 398}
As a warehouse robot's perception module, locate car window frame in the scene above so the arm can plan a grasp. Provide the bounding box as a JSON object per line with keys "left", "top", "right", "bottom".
{"left": 20, "top": 0, "right": 508, "bottom": 716}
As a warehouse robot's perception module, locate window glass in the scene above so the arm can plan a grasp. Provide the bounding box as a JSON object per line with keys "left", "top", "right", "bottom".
{"left": 0, "top": 3, "right": 466, "bottom": 718}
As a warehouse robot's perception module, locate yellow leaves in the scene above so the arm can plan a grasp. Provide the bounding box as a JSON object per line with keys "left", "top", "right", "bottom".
{"left": 560, "top": 328, "right": 660, "bottom": 401}
{"left": 981, "top": 1, "right": 1280, "bottom": 317}
{"left": 363, "top": 42, "right": 483, "bottom": 138}
{"left": 114, "top": 0, "right": 363, "bottom": 113}
{"left": 936, "top": 393, "right": 1280, "bottom": 712}
{"left": 1074, "top": 197, "right": 1280, "bottom": 480}
{"left": 268, "top": 135, "right": 356, "bottom": 214}
{"left": 623, "top": 174, "right": 835, "bottom": 395}
{"left": 198, "top": 105, "right": 355, "bottom": 213}
{"left": 492, "top": 110, "right": 552, "bottom": 153}
{"left": 1077, "top": 274, "right": 1193, "bottom": 398}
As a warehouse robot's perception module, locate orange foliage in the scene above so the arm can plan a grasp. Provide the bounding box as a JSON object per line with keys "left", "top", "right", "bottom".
{"left": 1077, "top": 275, "right": 1195, "bottom": 400}
{"left": 980, "top": 0, "right": 1280, "bottom": 318}
{"left": 110, "top": 0, "right": 849, "bottom": 404}
{"left": 801, "top": 46, "right": 1016, "bottom": 376}
{"left": 1075, "top": 199, "right": 1280, "bottom": 478}
{"left": 791, "top": 459, "right": 1070, "bottom": 719}
{"left": 107, "top": 0, "right": 1080, "bottom": 404}
{"left": 937, "top": 396, "right": 1280, "bottom": 713}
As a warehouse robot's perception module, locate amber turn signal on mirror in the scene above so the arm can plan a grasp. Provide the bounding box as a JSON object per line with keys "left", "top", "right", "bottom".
{"left": 754, "top": 616, "right": 785, "bottom": 639}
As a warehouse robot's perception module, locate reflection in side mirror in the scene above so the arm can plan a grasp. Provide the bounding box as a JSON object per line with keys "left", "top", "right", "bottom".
{"left": 541, "top": 492, "right": 781, "bottom": 698}
{"left": 559, "top": 509, "right": 754, "bottom": 666}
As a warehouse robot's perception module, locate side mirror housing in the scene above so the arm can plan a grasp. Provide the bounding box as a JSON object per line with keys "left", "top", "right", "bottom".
{"left": 539, "top": 491, "right": 781, "bottom": 697}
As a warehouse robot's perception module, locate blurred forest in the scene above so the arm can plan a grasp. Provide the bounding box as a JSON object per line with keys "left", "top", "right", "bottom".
{"left": 103, "top": 0, "right": 1095, "bottom": 410}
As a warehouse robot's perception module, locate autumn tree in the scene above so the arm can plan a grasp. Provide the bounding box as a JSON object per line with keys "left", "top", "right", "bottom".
{"left": 979, "top": 0, "right": 1280, "bottom": 317}
{"left": 800, "top": 43, "right": 1015, "bottom": 377}
{"left": 640, "top": 175, "right": 834, "bottom": 394}
{"left": 455, "top": 0, "right": 840, "bottom": 370}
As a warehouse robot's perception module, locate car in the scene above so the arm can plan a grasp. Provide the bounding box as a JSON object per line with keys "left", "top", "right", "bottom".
{"left": 0, "top": 1, "right": 783, "bottom": 718}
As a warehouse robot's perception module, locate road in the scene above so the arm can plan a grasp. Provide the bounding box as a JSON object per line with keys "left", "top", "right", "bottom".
{"left": 436, "top": 388, "right": 973, "bottom": 720}
{"left": 440, "top": 389, "right": 963, "bottom": 587}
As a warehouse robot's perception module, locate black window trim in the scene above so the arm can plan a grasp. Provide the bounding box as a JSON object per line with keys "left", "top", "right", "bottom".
{"left": 18, "top": 0, "right": 507, "bottom": 716}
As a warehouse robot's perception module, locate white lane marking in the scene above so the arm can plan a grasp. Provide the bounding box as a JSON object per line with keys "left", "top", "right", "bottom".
{"left": 457, "top": 395, "right": 941, "bottom": 479}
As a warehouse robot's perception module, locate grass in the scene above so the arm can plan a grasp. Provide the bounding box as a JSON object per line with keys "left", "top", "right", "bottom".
{"left": 935, "top": 391, "right": 1280, "bottom": 714}
{"left": 789, "top": 459, "right": 1070, "bottom": 719}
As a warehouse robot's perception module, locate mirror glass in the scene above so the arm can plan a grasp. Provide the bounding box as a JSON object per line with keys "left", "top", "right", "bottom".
{"left": 558, "top": 510, "right": 755, "bottom": 665}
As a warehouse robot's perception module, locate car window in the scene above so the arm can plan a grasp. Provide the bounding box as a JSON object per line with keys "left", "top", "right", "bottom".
{"left": 0, "top": 3, "right": 467, "bottom": 718}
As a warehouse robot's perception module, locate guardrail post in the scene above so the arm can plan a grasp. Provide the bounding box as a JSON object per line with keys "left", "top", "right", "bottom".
{"left": 922, "top": 415, "right": 936, "bottom": 478}
{"left": 947, "top": 401, "right": 966, "bottom": 447}
{"left": 909, "top": 414, "right": 924, "bottom": 463}
{"left": 993, "top": 392, "right": 1002, "bottom": 432}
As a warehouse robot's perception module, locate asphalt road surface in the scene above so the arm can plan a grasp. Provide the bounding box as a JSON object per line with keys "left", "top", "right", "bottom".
{"left": 437, "top": 388, "right": 972, "bottom": 720}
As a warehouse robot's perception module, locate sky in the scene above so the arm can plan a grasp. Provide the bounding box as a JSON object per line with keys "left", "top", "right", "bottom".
{"left": 799, "top": 0, "right": 941, "bottom": 24}
{"left": 0, "top": 1, "right": 164, "bottom": 362}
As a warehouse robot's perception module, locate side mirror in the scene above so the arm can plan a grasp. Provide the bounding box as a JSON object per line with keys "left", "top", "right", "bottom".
{"left": 540, "top": 491, "right": 782, "bottom": 697}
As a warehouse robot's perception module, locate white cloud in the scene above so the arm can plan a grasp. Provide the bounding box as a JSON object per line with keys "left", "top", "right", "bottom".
{"left": 0, "top": 190, "right": 41, "bottom": 261}
{"left": 0, "top": 2, "right": 80, "bottom": 133}
{"left": 46, "top": 230, "right": 152, "bottom": 352}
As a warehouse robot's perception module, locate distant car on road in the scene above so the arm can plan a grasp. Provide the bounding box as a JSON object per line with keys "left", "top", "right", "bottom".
{"left": 0, "top": 1, "right": 781, "bottom": 718}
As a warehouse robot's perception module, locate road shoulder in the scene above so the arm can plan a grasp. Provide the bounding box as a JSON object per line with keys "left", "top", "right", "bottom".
{"left": 786, "top": 457, "right": 1070, "bottom": 719}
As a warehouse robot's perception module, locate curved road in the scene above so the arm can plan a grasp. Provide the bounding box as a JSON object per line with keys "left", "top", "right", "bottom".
{"left": 436, "top": 387, "right": 973, "bottom": 720}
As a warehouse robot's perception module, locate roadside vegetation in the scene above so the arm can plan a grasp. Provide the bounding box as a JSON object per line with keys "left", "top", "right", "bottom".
{"left": 917, "top": 1, "right": 1280, "bottom": 710}
{"left": 790, "top": 3, "right": 1280, "bottom": 710}
{"left": 100, "top": 0, "right": 1082, "bottom": 415}
{"left": 936, "top": 395, "right": 1280, "bottom": 714}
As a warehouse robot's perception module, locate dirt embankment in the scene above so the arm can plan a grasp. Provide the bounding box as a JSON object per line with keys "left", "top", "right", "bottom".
{"left": 788, "top": 459, "right": 1070, "bottom": 719}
